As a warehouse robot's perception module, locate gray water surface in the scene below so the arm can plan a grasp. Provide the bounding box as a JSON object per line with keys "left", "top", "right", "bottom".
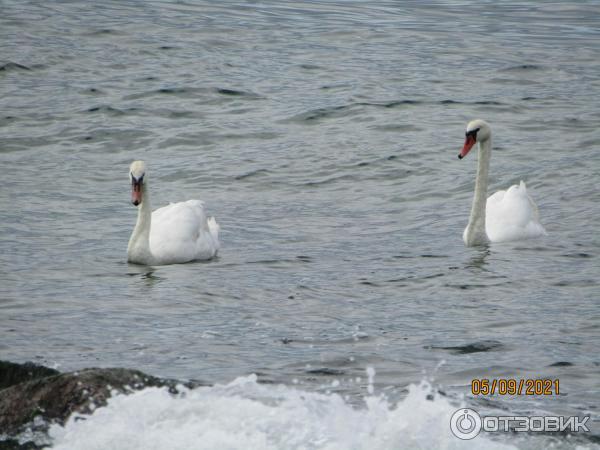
{"left": 1, "top": 1, "right": 599, "bottom": 448}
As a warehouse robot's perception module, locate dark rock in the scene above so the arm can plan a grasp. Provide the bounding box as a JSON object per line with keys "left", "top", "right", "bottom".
{"left": 0, "top": 439, "right": 42, "bottom": 450}
{"left": 0, "top": 361, "right": 205, "bottom": 439}
{"left": 0, "top": 361, "right": 59, "bottom": 390}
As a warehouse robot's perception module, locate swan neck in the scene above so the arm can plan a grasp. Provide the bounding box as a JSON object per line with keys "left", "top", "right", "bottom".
{"left": 128, "top": 183, "right": 153, "bottom": 263}
{"left": 465, "top": 138, "right": 491, "bottom": 246}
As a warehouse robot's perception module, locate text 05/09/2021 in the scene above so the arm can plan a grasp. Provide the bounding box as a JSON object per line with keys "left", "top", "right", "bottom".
{"left": 471, "top": 379, "right": 560, "bottom": 396}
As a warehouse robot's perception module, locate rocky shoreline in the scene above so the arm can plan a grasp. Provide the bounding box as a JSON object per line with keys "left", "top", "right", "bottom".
{"left": 0, "top": 360, "right": 205, "bottom": 449}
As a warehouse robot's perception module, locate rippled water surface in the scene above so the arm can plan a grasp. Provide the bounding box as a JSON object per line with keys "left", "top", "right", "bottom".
{"left": 1, "top": 1, "right": 599, "bottom": 448}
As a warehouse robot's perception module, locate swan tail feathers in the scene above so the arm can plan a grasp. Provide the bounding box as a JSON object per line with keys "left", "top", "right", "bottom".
{"left": 208, "top": 217, "right": 220, "bottom": 244}
{"left": 520, "top": 181, "right": 547, "bottom": 235}
{"left": 520, "top": 180, "right": 543, "bottom": 222}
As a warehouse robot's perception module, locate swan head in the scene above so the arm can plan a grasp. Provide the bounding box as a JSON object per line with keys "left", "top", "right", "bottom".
{"left": 458, "top": 119, "right": 491, "bottom": 159}
{"left": 129, "top": 160, "right": 147, "bottom": 206}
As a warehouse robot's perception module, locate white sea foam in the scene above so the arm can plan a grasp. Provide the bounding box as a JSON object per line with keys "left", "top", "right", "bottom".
{"left": 46, "top": 375, "right": 521, "bottom": 450}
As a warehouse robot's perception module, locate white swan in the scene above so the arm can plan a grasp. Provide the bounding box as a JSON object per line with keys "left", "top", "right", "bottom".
{"left": 127, "top": 160, "right": 220, "bottom": 265}
{"left": 458, "top": 119, "right": 546, "bottom": 246}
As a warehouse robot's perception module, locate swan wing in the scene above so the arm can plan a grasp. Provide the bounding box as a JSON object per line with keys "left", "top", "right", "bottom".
{"left": 486, "top": 181, "right": 546, "bottom": 242}
{"left": 149, "top": 200, "right": 219, "bottom": 264}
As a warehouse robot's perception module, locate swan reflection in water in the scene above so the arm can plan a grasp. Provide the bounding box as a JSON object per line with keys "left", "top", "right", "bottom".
{"left": 126, "top": 266, "right": 162, "bottom": 283}
{"left": 465, "top": 247, "right": 491, "bottom": 271}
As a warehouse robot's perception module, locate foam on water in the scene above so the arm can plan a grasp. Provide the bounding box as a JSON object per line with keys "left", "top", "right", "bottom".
{"left": 46, "top": 375, "right": 517, "bottom": 450}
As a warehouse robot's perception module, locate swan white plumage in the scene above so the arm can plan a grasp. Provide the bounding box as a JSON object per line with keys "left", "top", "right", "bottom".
{"left": 127, "top": 160, "right": 220, "bottom": 265}
{"left": 458, "top": 119, "right": 546, "bottom": 246}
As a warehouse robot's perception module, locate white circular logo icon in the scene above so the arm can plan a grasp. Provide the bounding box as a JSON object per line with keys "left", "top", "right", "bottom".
{"left": 450, "top": 408, "right": 482, "bottom": 440}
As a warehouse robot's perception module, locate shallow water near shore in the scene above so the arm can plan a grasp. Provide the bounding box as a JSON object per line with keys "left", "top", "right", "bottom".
{"left": 1, "top": 1, "right": 599, "bottom": 448}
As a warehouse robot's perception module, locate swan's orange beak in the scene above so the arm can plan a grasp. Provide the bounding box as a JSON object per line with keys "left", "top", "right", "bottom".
{"left": 458, "top": 134, "right": 476, "bottom": 159}
{"left": 131, "top": 182, "right": 143, "bottom": 206}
